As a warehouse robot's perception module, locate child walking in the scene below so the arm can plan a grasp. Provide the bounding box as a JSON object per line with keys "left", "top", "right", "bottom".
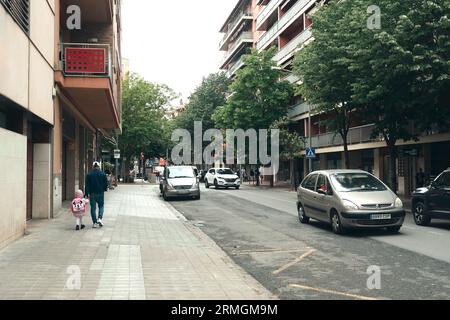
{"left": 71, "top": 190, "right": 89, "bottom": 231}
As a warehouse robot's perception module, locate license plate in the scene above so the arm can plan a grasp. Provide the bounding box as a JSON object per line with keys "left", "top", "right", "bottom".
{"left": 371, "top": 214, "right": 391, "bottom": 220}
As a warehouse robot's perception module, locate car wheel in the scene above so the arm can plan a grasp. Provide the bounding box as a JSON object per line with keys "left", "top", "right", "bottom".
{"left": 195, "top": 194, "right": 201, "bottom": 200}
{"left": 413, "top": 202, "right": 431, "bottom": 226}
{"left": 298, "top": 204, "right": 310, "bottom": 224}
{"left": 214, "top": 179, "right": 219, "bottom": 189}
{"left": 331, "top": 211, "right": 345, "bottom": 235}
{"left": 163, "top": 192, "right": 168, "bottom": 201}
{"left": 235, "top": 186, "right": 240, "bottom": 190}
{"left": 205, "top": 180, "right": 210, "bottom": 189}
{"left": 386, "top": 226, "right": 401, "bottom": 233}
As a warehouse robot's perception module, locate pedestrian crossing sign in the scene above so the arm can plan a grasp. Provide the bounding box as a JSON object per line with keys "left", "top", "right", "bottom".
{"left": 306, "top": 148, "right": 316, "bottom": 159}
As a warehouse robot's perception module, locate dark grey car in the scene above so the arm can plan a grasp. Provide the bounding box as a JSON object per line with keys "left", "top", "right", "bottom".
{"left": 297, "top": 170, "right": 405, "bottom": 234}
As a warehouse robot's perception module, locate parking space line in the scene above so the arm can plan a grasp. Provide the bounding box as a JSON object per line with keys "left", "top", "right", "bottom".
{"left": 272, "top": 249, "right": 315, "bottom": 275}
{"left": 289, "top": 284, "right": 379, "bottom": 300}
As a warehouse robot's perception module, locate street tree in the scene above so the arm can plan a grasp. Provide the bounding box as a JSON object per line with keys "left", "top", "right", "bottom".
{"left": 271, "top": 117, "right": 305, "bottom": 189}
{"left": 119, "top": 73, "right": 178, "bottom": 179}
{"left": 213, "top": 49, "right": 293, "bottom": 186}
{"left": 293, "top": 0, "right": 362, "bottom": 169}
{"left": 348, "top": 0, "right": 450, "bottom": 192}
{"left": 175, "top": 72, "right": 231, "bottom": 135}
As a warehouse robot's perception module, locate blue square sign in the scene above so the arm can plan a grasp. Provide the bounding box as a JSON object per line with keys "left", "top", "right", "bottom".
{"left": 306, "top": 147, "right": 316, "bottom": 159}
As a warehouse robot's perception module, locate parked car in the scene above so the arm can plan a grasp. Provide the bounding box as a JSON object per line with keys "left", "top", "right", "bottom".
{"left": 297, "top": 170, "right": 405, "bottom": 234}
{"left": 205, "top": 168, "right": 241, "bottom": 190}
{"left": 412, "top": 168, "right": 450, "bottom": 226}
{"left": 160, "top": 166, "right": 200, "bottom": 201}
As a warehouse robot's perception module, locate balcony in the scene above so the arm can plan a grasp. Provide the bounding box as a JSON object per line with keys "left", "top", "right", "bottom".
{"left": 310, "top": 124, "right": 379, "bottom": 148}
{"left": 282, "top": 73, "right": 300, "bottom": 84}
{"left": 61, "top": 0, "right": 114, "bottom": 24}
{"left": 288, "top": 101, "right": 310, "bottom": 119}
{"left": 257, "top": 0, "right": 315, "bottom": 51}
{"left": 55, "top": 43, "right": 120, "bottom": 130}
{"left": 256, "top": 0, "right": 283, "bottom": 31}
{"left": 220, "top": 32, "right": 253, "bottom": 69}
{"left": 219, "top": 10, "right": 253, "bottom": 51}
{"left": 227, "top": 57, "right": 245, "bottom": 78}
{"left": 274, "top": 27, "right": 312, "bottom": 65}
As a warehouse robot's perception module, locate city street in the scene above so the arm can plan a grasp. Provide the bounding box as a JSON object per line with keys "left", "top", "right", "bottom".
{"left": 170, "top": 184, "right": 450, "bottom": 300}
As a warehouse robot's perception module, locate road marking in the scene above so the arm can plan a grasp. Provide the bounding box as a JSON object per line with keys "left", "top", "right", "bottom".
{"left": 272, "top": 249, "right": 315, "bottom": 275}
{"left": 289, "top": 284, "right": 379, "bottom": 300}
{"left": 427, "top": 231, "right": 445, "bottom": 236}
{"left": 233, "top": 248, "right": 307, "bottom": 255}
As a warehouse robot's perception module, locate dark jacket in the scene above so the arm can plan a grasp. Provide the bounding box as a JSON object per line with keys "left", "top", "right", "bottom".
{"left": 85, "top": 169, "right": 108, "bottom": 195}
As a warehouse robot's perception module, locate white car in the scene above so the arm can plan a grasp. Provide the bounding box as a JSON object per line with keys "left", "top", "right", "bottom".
{"left": 205, "top": 168, "right": 241, "bottom": 190}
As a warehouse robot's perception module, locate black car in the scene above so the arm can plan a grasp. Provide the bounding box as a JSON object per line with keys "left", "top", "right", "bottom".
{"left": 412, "top": 169, "right": 450, "bottom": 226}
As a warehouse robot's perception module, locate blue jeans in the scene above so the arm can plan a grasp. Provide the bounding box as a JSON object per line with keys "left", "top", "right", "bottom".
{"left": 90, "top": 193, "right": 104, "bottom": 224}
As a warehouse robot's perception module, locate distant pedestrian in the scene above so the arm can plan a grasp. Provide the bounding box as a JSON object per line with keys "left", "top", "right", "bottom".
{"left": 85, "top": 161, "right": 108, "bottom": 228}
{"left": 255, "top": 168, "right": 261, "bottom": 185}
{"left": 416, "top": 168, "right": 425, "bottom": 188}
{"left": 71, "top": 190, "right": 89, "bottom": 231}
{"left": 250, "top": 169, "right": 255, "bottom": 184}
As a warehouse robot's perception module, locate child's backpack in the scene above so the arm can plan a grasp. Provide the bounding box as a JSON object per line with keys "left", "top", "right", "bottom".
{"left": 71, "top": 198, "right": 86, "bottom": 213}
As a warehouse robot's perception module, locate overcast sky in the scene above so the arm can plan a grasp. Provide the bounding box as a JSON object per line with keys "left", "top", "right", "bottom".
{"left": 122, "top": 0, "right": 238, "bottom": 102}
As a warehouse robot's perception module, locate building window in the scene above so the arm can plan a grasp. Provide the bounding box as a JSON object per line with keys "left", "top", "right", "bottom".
{"left": 0, "top": 0, "right": 30, "bottom": 34}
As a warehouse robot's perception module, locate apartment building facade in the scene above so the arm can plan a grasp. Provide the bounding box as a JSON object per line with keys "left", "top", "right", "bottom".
{"left": 219, "top": 0, "right": 262, "bottom": 78}
{"left": 0, "top": 0, "right": 122, "bottom": 248}
{"left": 53, "top": 0, "right": 122, "bottom": 212}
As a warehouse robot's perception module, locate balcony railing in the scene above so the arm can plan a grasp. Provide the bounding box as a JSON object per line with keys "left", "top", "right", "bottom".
{"left": 257, "top": 0, "right": 313, "bottom": 51}
{"left": 59, "top": 43, "right": 111, "bottom": 79}
{"left": 256, "top": 0, "right": 283, "bottom": 30}
{"left": 282, "top": 73, "right": 300, "bottom": 84}
{"left": 310, "top": 124, "right": 379, "bottom": 148}
{"left": 288, "top": 101, "right": 310, "bottom": 118}
{"left": 220, "top": 32, "right": 253, "bottom": 67}
{"left": 220, "top": 10, "right": 253, "bottom": 50}
{"left": 227, "top": 57, "right": 245, "bottom": 77}
{"left": 274, "top": 27, "right": 312, "bottom": 63}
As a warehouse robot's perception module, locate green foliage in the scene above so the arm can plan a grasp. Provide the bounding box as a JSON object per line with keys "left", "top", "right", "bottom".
{"left": 271, "top": 117, "right": 305, "bottom": 161}
{"left": 119, "top": 73, "right": 178, "bottom": 161}
{"left": 174, "top": 72, "right": 231, "bottom": 135}
{"left": 213, "top": 48, "right": 294, "bottom": 130}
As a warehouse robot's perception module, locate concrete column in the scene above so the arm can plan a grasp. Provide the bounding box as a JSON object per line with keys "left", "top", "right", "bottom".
{"left": 319, "top": 153, "right": 327, "bottom": 170}
{"left": 373, "top": 148, "right": 381, "bottom": 179}
{"left": 32, "top": 144, "right": 51, "bottom": 219}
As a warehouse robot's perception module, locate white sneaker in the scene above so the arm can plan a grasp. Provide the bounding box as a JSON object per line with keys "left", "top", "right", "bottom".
{"left": 98, "top": 219, "right": 104, "bottom": 227}
{"left": 93, "top": 223, "right": 99, "bottom": 229}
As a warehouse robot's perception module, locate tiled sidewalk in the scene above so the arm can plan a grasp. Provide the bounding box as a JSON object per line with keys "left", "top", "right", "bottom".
{"left": 0, "top": 185, "right": 274, "bottom": 300}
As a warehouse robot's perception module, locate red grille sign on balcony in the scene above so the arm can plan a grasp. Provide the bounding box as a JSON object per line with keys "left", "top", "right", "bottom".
{"left": 65, "top": 47, "right": 106, "bottom": 74}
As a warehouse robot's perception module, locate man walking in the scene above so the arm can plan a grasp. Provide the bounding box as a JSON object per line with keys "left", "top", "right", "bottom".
{"left": 85, "top": 161, "right": 108, "bottom": 228}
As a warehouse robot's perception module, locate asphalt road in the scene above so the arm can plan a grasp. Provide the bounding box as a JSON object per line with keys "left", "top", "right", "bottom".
{"left": 165, "top": 185, "right": 450, "bottom": 300}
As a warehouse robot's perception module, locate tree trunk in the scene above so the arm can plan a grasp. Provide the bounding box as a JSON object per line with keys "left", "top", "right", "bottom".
{"left": 290, "top": 159, "right": 295, "bottom": 191}
{"left": 341, "top": 131, "right": 350, "bottom": 169}
{"left": 387, "top": 141, "right": 398, "bottom": 194}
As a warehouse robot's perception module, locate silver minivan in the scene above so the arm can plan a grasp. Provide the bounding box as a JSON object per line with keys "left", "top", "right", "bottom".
{"left": 297, "top": 170, "right": 405, "bottom": 234}
{"left": 161, "top": 166, "right": 200, "bottom": 201}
